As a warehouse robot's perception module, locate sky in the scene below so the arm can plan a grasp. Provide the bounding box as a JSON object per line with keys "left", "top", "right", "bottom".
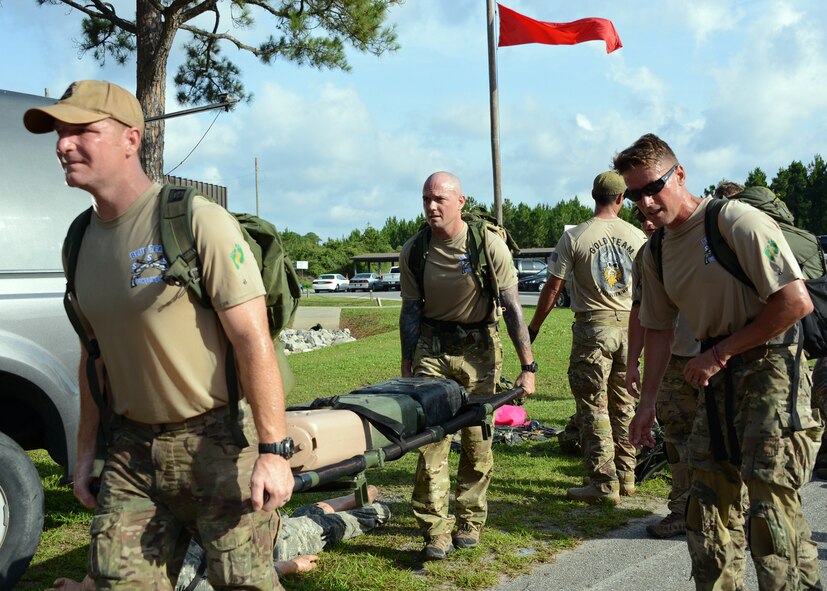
{"left": 2, "top": 0, "right": 827, "bottom": 241}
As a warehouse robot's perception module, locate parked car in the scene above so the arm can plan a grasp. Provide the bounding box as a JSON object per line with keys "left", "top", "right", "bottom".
{"left": 514, "top": 258, "right": 547, "bottom": 279}
{"left": 312, "top": 273, "right": 349, "bottom": 293}
{"left": 518, "top": 267, "right": 548, "bottom": 292}
{"left": 381, "top": 265, "right": 401, "bottom": 290}
{"left": 517, "top": 268, "right": 570, "bottom": 307}
{"left": 348, "top": 272, "right": 385, "bottom": 292}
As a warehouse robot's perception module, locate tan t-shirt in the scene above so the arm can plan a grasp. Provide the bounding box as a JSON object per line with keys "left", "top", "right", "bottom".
{"left": 399, "top": 223, "right": 517, "bottom": 324}
{"left": 73, "top": 183, "right": 265, "bottom": 423}
{"left": 550, "top": 217, "right": 646, "bottom": 314}
{"left": 633, "top": 246, "right": 699, "bottom": 357}
{"left": 639, "top": 198, "right": 803, "bottom": 340}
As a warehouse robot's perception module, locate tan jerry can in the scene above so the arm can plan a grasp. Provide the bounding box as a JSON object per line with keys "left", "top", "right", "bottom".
{"left": 286, "top": 408, "right": 368, "bottom": 472}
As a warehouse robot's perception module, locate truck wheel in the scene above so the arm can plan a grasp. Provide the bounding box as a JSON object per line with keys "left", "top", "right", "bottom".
{"left": 0, "top": 432, "right": 45, "bottom": 589}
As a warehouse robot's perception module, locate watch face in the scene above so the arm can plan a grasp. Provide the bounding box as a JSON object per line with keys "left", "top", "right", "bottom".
{"left": 259, "top": 437, "right": 295, "bottom": 458}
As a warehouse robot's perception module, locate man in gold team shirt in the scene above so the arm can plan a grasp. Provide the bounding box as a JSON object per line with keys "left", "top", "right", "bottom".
{"left": 24, "top": 80, "right": 293, "bottom": 590}
{"left": 616, "top": 133, "right": 822, "bottom": 590}
{"left": 399, "top": 171, "right": 536, "bottom": 560}
{"left": 529, "top": 171, "right": 646, "bottom": 505}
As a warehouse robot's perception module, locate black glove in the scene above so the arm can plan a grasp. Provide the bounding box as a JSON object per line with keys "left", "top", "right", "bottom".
{"left": 528, "top": 326, "right": 539, "bottom": 343}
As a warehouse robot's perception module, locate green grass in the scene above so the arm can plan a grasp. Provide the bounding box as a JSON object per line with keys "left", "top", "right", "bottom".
{"left": 299, "top": 293, "right": 401, "bottom": 308}
{"left": 19, "top": 307, "right": 671, "bottom": 590}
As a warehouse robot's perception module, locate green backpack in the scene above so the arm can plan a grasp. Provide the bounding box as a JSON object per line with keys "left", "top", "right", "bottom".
{"left": 726, "top": 186, "right": 826, "bottom": 280}
{"left": 650, "top": 187, "right": 826, "bottom": 282}
{"left": 62, "top": 184, "right": 302, "bottom": 447}
{"left": 407, "top": 210, "right": 520, "bottom": 316}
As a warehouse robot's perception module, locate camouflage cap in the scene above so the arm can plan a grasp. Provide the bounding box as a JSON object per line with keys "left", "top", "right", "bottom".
{"left": 592, "top": 171, "right": 627, "bottom": 198}
{"left": 24, "top": 80, "right": 144, "bottom": 134}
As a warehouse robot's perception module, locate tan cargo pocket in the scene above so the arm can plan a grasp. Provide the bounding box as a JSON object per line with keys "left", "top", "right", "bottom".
{"left": 202, "top": 515, "right": 259, "bottom": 586}
{"left": 89, "top": 511, "right": 123, "bottom": 580}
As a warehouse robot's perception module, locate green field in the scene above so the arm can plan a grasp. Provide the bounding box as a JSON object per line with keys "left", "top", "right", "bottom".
{"left": 19, "top": 307, "right": 669, "bottom": 591}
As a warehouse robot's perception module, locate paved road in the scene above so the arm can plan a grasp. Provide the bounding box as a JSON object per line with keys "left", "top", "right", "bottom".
{"left": 487, "top": 478, "right": 827, "bottom": 591}
{"left": 306, "top": 289, "right": 542, "bottom": 308}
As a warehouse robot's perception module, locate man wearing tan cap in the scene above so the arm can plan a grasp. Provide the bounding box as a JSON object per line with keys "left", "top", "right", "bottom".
{"left": 528, "top": 171, "right": 646, "bottom": 504}
{"left": 25, "top": 80, "right": 293, "bottom": 590}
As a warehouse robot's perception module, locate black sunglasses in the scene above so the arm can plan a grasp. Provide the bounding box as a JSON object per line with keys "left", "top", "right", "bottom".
{"left": 624, "top": 163, "right": 679, "bottom": 202}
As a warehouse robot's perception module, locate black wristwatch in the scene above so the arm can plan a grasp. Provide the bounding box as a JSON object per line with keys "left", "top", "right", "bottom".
{"left": 258, "top": 437, "right": 295, "bottom": 459}
{"left": 521, "top": 361, "right": 538, "bottom": 373}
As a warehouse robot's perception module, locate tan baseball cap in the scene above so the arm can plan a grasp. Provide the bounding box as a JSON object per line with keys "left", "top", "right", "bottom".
{"left": 23, "top": 80, "right": 144, "bottom": 134}
{"left": 592, "top": 171, "right": 627, "bottom": 197}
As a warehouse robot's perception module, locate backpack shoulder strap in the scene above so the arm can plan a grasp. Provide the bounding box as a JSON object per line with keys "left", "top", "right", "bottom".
{"left": 158, "top": 184, "right": 208, "bottom": 304}
{"left": 465, "top": 218, "right": 505, "bottom": 318}
{"left": 704, "top": 199, "right": 755, "bottom": 290}
{"left": 407, "top": 224, "right": 431, "bottom": 302}
{"left": 465, "top": 218, "right": 488, "bottom": 290}
{"left": 159, "top": 184, "right": 249, "bottom": 448}
{"left": 61, "top": 206, "right": 111, "bottom": 442}
{"left": 650, "top": 227, "right": 666, "bottom": 283}
{"left": 62, "top": 207, "right": 95, "bottom": 353}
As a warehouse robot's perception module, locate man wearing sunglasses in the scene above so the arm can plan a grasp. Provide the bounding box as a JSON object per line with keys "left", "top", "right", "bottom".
{"left": 529, "top": 171, "right": 646, "bottom": 505}
{"left": 615, "top": 133, "right": 822, "bottom": 590}
{"left": 627, "top": 207, "right": 699, "bottom": 540}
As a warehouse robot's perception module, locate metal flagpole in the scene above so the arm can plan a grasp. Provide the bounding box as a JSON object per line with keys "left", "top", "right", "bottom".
{"left": 486, "top": 0, "right": 503, "bottom": 224}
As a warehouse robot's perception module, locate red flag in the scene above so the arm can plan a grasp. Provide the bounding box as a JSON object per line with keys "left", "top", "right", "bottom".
{"left": 497, "top": 3, "right": 622, "bottom": 53}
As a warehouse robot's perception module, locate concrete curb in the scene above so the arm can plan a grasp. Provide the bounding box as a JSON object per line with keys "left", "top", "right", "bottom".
{"left": 291, "top": 307, "right": 342, "bottom": 330}
{"left": 487, "top": 479, "right": 827, "bottom": 590}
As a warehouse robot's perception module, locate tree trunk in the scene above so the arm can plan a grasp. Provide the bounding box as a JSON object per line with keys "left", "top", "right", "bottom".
{"left": 135, "top": 1, "right": 176, "bottom": 182}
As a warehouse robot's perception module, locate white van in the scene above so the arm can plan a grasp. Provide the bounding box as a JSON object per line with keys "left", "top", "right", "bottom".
{"left": 0, "top": 89, "right": 87, "bottom": 587}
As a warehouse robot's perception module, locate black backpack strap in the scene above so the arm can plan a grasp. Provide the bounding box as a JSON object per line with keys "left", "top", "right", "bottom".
{"left": 704, "top": 200, "right": 806, "bottom": 431}
{"left": 223, "top": 346, "right": 250, "bottom": 448}
{"left": 407, "top": 225, "right": 430, "bottom": 303}
{"left": 62, "top": 207, "right": 111, "bottom": 443}
{"left": 650, "top": 227, "right": 665, "bottom": 283}
{"left": 703, "top": 199, "right": 754, "bottom": 290}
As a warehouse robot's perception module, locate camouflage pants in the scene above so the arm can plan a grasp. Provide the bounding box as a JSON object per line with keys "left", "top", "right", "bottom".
{"left": 568, "top": 314, "right": 636, "bottom": 486}
{"left": 92, "top": 402, "right": 281, "bottom": 591}
{"left": 657, "top": 355, "right": 699, "bottom": 515}
{"left": 811, "top": 358, "right": 827, "bottom": 458}
{"left": 686, "top": 345, "right": 823, "bottom": 591}
{"left": 175, "top": 502, "right": 391, "bottom": 591}
{"left": 411, "top": 325, "right": 502, "bottom": 538}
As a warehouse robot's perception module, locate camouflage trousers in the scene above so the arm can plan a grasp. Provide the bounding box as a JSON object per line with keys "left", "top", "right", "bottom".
{"left": 175, "top": 502, "right": 391, "bottom": 591}
{"left": 411, "top": 325, "right": 502, "bottom": 538}
{"left": 686, "top": 345, "right": 823, "bottom": 591}
{"left": 810, "top": 358, "right": 827, "bottom": 458}
{"left": 657, "top": 355, "right": 699, "bottom": 515}
{"left": 568, "top": 313, "right": 636, "bottom": 486}
{"left": 92, "top": 401, "right": 281, "bottom": 591}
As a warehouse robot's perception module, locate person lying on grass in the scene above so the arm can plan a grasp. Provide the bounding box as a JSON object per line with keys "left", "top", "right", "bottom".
{"left": 47, "top": 485, "right": 390, "bottom": 591}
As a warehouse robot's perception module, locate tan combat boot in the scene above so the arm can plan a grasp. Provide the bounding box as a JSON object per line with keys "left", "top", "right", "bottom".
{"left": 566, "top": 481, "right": 620, "bottom": 505}
{"left": 645, "top": 512, "right": 686, "bottom": 538}
{"left": 422, "top": 532, "right": 454, "bottom": 560}
{"left": 617, "top": 470, "right": 636, "bottom": 497}
{"left": 453, "top": 522, "right": 481, "bottom": 549}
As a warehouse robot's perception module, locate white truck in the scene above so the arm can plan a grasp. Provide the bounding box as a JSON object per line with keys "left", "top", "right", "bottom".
{"left": 381, "top": 265, "right": 401, "bottom": 290}
{"left": 0, "top": 89, "right": 88, "bottom": 588}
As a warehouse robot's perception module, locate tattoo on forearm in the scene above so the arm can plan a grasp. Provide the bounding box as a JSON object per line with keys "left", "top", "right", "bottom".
{"left": 500, "top": 286, "right": 532, "bottom": 358}
{"left": 399, "top": 300, "right": 423, "bottom": 362}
